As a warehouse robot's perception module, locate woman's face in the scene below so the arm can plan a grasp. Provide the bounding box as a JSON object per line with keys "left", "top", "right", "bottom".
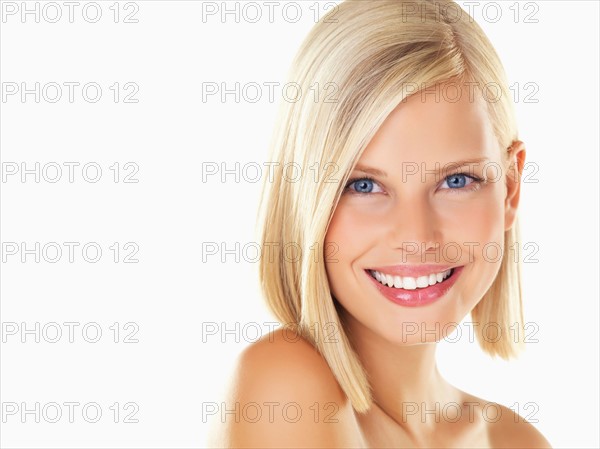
{"left": 324, "top": 81, "right": 523, "bottom": 345}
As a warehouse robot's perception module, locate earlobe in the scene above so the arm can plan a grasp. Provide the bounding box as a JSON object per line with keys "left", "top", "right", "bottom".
{"left": 504, "top": 140, "right": 526, "bottom": 231}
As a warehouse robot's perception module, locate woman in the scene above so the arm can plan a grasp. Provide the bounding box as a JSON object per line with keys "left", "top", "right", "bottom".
{"left": 212, "top": 0, "right": 552, "bottom": 447}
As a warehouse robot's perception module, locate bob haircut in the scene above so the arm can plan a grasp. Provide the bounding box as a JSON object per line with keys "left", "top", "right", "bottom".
{"left": 256, "top": 0, "right": 524, "bottom": 414}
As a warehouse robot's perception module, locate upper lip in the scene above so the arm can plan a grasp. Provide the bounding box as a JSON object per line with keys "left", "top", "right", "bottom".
{"left": 367, "top": 264, "right": 460, "bottom": 277}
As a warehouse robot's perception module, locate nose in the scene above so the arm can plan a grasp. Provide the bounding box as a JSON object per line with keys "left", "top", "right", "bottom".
{"left": 387, "top": 195, "right": 440, "bottom": 256}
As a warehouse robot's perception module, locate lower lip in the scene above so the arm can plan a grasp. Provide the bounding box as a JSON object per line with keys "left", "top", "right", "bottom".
{"left": 365, "top": 266, "right": 464, "bottom": 307}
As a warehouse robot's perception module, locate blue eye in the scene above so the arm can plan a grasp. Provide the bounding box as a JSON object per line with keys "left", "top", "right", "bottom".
{"left": 345, "top": 177, "right": 383, "bottom": 194}
{"left": 440, "top": 173, "right": 484, "bottom": 192}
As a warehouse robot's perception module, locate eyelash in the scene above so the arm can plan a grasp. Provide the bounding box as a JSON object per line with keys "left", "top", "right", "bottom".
{"left": 344, "top": 173, "right": 485, "bottom": 195}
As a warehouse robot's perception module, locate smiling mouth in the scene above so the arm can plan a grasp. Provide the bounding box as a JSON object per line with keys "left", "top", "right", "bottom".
{"left": 367, "top": 268, "right": 455, "bottom": 290}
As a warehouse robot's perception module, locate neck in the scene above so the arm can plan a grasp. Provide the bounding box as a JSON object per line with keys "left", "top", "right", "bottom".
{"left": 342, "top": 310, "right": 460, "bottom": 432}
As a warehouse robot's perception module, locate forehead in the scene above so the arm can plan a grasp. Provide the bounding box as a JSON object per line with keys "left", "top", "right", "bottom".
{"left": 361, "top": 81, "right": 499, "bottom": 164}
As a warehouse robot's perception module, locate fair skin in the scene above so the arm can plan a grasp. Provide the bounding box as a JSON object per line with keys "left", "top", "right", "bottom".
{"left": 211, "top": 82, "right": 551, "bottom": 448}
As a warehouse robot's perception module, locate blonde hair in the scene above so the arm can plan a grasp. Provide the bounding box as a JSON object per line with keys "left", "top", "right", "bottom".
{"left": 256, "top": 0, "right": 524, "bottom": 414}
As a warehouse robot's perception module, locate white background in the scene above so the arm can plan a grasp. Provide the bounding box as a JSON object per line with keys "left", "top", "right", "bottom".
{"left": 0, "top": 0, "right": 598, "bottom": 448}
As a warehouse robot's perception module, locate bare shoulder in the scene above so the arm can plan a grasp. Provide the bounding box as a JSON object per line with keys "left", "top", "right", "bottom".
{"left": 209, "top": 327, "right": 362, "bottom": 448}
{"left": 485, "top": 401, "right": 552, "bottom": 448}
{"left": 234, "top": 327, "right": 346, "bottom": 400}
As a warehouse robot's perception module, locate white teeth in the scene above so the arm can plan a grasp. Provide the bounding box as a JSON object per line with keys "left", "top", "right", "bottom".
{"left": 428, "top": 273, "right": 437, "bottom": 286}
{"left": 393, "top": 275, "right": 402, "bottom": 288}
{"left": 371, "top": 268, "right": 453, "bottom": 290}
{"left": 382, "top": 273, "right": 390, "bottom": 287}
{"left": 416, "top": 275, "right": 429, "bottom": 288}
{"left": 386, "top": 275, "right": 394, "bottom": 287}
{"left": 403, "top": 277, "right": 417, "bottom": 290}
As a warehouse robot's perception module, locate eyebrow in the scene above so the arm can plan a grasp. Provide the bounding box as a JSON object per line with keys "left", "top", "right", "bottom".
{"left": 353, "top": 157, "right": 490, "bottom": 177}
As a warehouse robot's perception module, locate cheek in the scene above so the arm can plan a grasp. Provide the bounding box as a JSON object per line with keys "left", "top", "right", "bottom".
{"left": 445, "top": 186, "right": 507, "bottom": 302}
{"left": 477, "top": 188, "right": 508, "bottom": 273}
{"left": 437, "top": 186, "right": 507, "bottom": 258}
{"left": 465, "top": 186, "right": 507, "bottom": 256}
{"left": 325, "top": 200, "right": 383, "bottom": 251}
{"left": 324, "top": 201, "right": 376, "bottom": 301}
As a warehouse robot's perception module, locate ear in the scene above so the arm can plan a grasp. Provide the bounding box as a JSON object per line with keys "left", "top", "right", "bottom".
{"left": 504, "top": 140, "right": 526, "bottom": 231}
